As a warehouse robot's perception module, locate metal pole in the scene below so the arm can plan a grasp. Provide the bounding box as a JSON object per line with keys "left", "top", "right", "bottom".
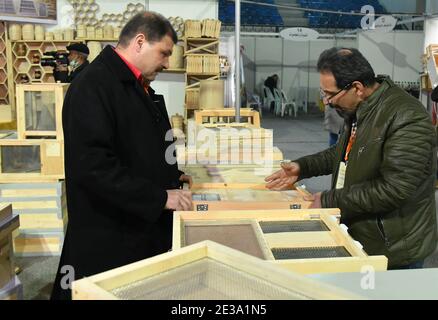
{"left": 235, "top": 0, "right": 241, "bottom": 122}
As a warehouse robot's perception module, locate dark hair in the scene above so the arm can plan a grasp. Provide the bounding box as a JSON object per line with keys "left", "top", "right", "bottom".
{"left": 118, "top": 11, "right": 177, "bottom": 47}
{"left": 317, "top": 47, "right": 376, "bottom": 88}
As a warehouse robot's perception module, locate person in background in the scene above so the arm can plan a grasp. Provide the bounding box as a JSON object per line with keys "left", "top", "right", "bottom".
{"left": 264, "top": 74, "right": 279, "bottom": 96}
{"left": 265, "top": 47, "right": 437, "bottom": 270}
{"left": 51, "top": 12, "right": 193, "bottom": 300}
{"left": 54, "top": 43, "right": 90, "bottom": 83}
{"left": 324, "top": 103, "right": 345, "bottom": 146}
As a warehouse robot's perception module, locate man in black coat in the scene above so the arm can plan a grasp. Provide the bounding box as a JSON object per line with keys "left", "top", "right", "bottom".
{"left": 51, "top": 12, "right": 193, "bottom": 300}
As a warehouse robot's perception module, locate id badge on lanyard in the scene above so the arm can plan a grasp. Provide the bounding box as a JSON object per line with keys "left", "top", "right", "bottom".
{"left": 336, "top": 162, "right": 347, "bottom": 189}
{"left": 336, "top": 122, "right": 357, "bottom": 190}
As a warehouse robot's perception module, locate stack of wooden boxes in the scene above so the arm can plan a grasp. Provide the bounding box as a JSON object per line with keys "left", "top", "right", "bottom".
{"left": 0, "top": 204, "right": 22, "bottom": 300}
{"left": 0, "top": 83, "right": 68, "bottom": 257}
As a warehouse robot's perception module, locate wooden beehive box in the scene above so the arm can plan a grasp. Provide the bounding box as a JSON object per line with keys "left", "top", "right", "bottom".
{"left": 15, "top": 83, "right": 69, "bottom": 140}
{"left": 194, "top": 109, "right": 261, "bottom": 127}
{"left": 184, "top": 20, "right": 202, "bottom": 38}
{"left": 0, "top": 138, "right": 64, "bottom": 183}
{"left": 190, "top": 188, "right": 312, "bottom": 211}
{"left": 173, "top": 210, "right": 388, "bottom": 274}
{"left": 72, "top": 240, "right": 362, "bottom": 300}
{"left": 179, "top": 163, "right": 282, "bottom": 189}
{"left": 176, "top": 144, "right": 284, "bottom": 164}
{"left": 0, "top": 204, "right": 19, "bottom": 289}
{"left": 0, "top": 182, "right": 68, "bottom": 257}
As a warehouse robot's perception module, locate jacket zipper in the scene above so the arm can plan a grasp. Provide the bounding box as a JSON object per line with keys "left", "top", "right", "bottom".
{"left": 376, "top": 216, "right": 390, "bottom": 247}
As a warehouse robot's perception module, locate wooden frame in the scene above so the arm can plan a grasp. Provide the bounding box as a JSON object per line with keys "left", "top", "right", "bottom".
{"left": 72, "top": 240, "right": 363, "bottom": 300}
{"left": 190, "top": 188, "right": 312, "bottom": 212}
{"left": 0, "top": 139, "right": 64, "bottom": 182}
{"left": 194, "top": 109, "right": 261, "bottom": 127}
{"left": 15, "top": 83, "right": 69, "bottom": 140}
{"left": 179, "top": 163, "right": 283, "bottom": 190}
{"left": 176, "top": 145, "right": 283, "bottom": 164}
{"left": 173, "top": 210, "right": 388, "bottom": 274}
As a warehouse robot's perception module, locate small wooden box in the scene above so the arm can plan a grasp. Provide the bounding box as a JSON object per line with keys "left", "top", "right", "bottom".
{"left": 72, "top": 240, "right": 362, "bottom": 300}
{"left": 0, "top": 276, "right": 23, "bottom": 300}
{"left": 0, "top": 138, "right": 64, "bottom": 182}
{"left": 15, "top": 83, "right": 69, "bottom": 140}
{"left": 173, "top": 210, "right": 388, "bottom": 274}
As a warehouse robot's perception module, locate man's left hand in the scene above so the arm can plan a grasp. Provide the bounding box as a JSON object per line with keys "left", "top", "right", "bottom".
{"left": 304, "top": 192, "right": 322, "bottom": 208}
{"left": 179, "top": 174, "right": 193, "bottom": 189}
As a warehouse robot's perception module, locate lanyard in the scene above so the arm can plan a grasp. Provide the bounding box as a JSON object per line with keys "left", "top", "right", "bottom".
{"left": 344, "top": 121, "right": 357, "bottom": 163}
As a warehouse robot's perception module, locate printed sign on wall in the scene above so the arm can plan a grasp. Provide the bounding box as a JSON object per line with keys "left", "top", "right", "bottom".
{"left": 0, "top": 0, "right": 57, "bottom": 24}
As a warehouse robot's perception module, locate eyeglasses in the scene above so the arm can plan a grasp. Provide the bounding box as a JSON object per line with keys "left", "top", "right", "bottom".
{"left": 320, "top": 82, "right": 354, "bottom": 101}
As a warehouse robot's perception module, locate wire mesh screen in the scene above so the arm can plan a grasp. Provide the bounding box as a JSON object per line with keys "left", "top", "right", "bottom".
{"left": 1, "top": 146, "right": 41, "bottom": 173}
{"left": 259, "top": 220, "right": 329, "bottom": 233}
{"left": 272, "top": 246, "right": 351, "bottom": 260}
{"left": 110, "top": 258, "right": 312, "bottom": 300}
{"left": 192, "top": 193, "right": 221, "bottom": 201}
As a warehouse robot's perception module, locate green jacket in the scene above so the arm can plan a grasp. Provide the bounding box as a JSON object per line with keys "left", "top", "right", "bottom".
{"left": 295, "top": 77, "right": 437, "bottom": 268}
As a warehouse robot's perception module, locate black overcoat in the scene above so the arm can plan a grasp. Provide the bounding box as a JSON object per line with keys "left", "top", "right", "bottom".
{"left": 51, "top": 45, "right": 181, "bottom": 299}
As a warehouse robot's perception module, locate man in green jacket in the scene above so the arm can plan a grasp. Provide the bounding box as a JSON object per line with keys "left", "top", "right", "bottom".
{"left": 265, "top": 47, "right": 437, "bottom": 269}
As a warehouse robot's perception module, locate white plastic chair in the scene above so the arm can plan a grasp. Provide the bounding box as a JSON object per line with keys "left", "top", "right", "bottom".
{"left": 262, "top": 86, "right": 280, "bottom": 114}
{"left": 248, "top": 94, "right": 262, "bottom": 117}
{"left": 276, "top": 89, "right": 297, "bottom": 117}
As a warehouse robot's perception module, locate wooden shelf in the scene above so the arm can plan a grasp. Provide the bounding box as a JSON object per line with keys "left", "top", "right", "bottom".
{"left": 12, "top": 40, "right": 80, "bottom": 43}
{"left": 163, "top": 68, "right": 186, "bottom": 74}
{"left": 76, "top": 38, "right": 118, "bottom": 42}
{"left": 187, "top": 72, "right": 220, "bottom": 76}
{"left": 184, "top": 37, "right": 219, "bottom": 41}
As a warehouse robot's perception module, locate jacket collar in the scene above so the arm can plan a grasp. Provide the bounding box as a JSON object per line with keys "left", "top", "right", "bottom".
{"left": 99, "top": 45, "right": 139, "bottom": 83}
{"left": 355, "top": 75, "right": 393, "bottom": 122}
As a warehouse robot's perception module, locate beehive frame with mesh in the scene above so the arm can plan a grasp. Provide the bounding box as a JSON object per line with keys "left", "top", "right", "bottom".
{"left": 72, "top": 240, "right": 363, "bottom": 300}
{"left": 173, "top": 209, "right": 388, "bottom": 274}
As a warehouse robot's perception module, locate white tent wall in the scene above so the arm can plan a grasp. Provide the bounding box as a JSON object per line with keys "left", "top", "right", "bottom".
{"left": 358, "top": 31, "right": 424, "bottom": 84}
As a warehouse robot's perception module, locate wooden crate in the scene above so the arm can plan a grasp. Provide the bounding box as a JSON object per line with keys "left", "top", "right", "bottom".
{"left": 0, "top": 276, "right": 22, "bottom": 300}
{"left": 173, "top": 210, "right": 388, "bottom": 274}
{"left": 0, "top": 182, "right": 67, "bottom": 257}
{"left": 184, "top": 20, "right": 202, "bottom": 38}
{"left": 194, "top": 109, "right": 261, "bottom": 127}
{"left": 0, "top": 138, "right": 64, "bottom": 183}
{"left": 190, "top": 188, "right": 312, "bottom": 212}
{"left": 72, "top": 240, "right": 362, "bottom": 300}
{"left": 185, "top": 88, "right": 199, "bottom": 109}
{"left": 0, "top": 206, "right": 19, "bottom": 289}
{"left": 15, "top": 83, "right": 69, "bottom": 140}
{"left": 186, "top": 54, "right": 219, "bottom": 74}
{"left": 201, "top": 19, "right": 221, "bottom": 38}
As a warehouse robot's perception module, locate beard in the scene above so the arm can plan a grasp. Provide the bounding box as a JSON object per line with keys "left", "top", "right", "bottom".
{"left": 329, "top": 103, "right": 356, "bottom": 121}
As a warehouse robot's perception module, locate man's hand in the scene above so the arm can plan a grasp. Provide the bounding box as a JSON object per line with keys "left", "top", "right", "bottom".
{"left": 304, "top": 192, "right": 322, "bottom": 208}
{"left": 179, "top": 174, "right": 193, "bottom": 189}
{"left": 165, "top": 189, "right": 193, "bottom": 211}
{"left": 265, "top": 161, "right": 300, "bottom": 190}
